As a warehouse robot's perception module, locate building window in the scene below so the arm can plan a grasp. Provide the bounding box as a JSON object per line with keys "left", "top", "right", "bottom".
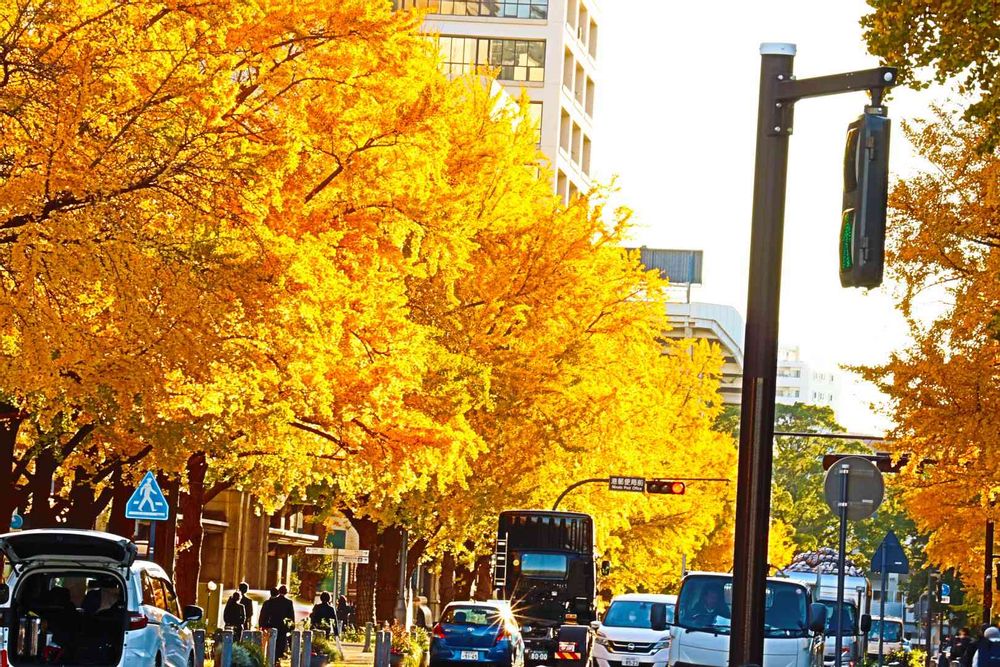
{"left": 400, "top": 0, "right": 548, "bottom": 19}
{"left": 528, "top": 101, "right": 542, "bottom": 146}
{"left": 438, "top": 36, "right": 545, "bottom": 82}
{"left": 777, "top": 368, "right": 801, "bottom": 378}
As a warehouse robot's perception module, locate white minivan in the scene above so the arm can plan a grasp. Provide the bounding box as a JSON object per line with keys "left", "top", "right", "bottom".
{"left": 0, "top": 529, "right": 203, "bottom": 667}
{"left": 668, "top": 572, "right": 826, "bottom": 667}
{"left": 591, "top": 593, "right": 676, "bottom": 667}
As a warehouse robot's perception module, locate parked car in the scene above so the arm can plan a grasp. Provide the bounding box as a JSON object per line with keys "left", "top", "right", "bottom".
{"left": 591, "top": 593, "right": 676, "bottom": 667}
{"left": 0, "top": 529, "right": 203, "bottom": 666}
{"left": 431, "top": 600, "right": 524, "bottom": 667}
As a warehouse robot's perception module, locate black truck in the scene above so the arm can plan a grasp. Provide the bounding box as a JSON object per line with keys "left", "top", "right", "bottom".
{"left": 492, "top": 510, "right": 604, "bottom": 667}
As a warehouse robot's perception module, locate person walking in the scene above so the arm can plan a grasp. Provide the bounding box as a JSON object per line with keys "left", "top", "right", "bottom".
{"left": 973, "top": 626, "right": 1000, "bottom": 667}
{"left": 259, "top": 588, "right": 279, "bottom": 655}
{"left": 224, "top": 591, "right": 247, "bottom": 642}
{"left": 273, "top": 585, "right": 296, "bottom": 660}
{"left": 952, "top": 628, "right": 973, "bottom": 667}
{"left": 336, "top": 595, "right": 352, "bottom": 632}
{"left": 310, "top": 592, "right": 339, "bottom": 635}
{"left": 238, "top": 582, "right": 254, "bottom": 632}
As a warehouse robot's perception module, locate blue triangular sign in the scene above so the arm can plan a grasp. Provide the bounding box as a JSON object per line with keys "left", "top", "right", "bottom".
{"left": 871, "top": 530, "right": 909, "bottom": 574}
{"left": 125, "top": 471, "right": 170, "bottom": 521}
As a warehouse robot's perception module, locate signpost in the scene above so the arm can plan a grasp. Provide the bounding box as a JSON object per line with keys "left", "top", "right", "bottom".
{"left": 872, "top": 531, "right": 909, "bottom": 667}
{"left": 304, "top": 547, "right": 370, "bottom": 564}
{"left": 125, "top": 471, "right": 169, "bottom": 559}
{"left": 608, "top": 477, "right": 645, "bottom": 492}
{"left": 824, "top": 457, "right": 885, "bottom": 667}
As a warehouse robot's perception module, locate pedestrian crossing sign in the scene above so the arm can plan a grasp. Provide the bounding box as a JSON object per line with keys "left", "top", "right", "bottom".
{"left": 125, "top": 471, "right": 169, "bottom": 521}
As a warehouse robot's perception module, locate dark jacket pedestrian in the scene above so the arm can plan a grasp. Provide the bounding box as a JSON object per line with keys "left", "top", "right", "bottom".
{"left": 975, "top": 627, "right": 1000, "bottom": 667}
{"left": 258, "top": 588, "right": 279, "bottom": 631}
{"left": 953, "top": 629, "right": 974, "bottom": 664}
{"left": 238, "top": 582, "right": 254, "bottom": 630}
{"left": 272, "top": 585, "right": 296, "bottom": 658}
{"left": 310, "top": 592, "right": 339, "bottom": 635}
{"left": 337, "top": 595, "right": 352, "bottom": 629}
{"left": 223, "top": 592, "right": 247, "bottom": 642}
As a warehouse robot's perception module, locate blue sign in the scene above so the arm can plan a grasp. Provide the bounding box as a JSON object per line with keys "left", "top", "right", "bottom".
{"left": 10, "top": 512, "right": 23, "bottom": 530}
{"left": 941, "top": 583, "right": 950, "bottom": 597}
{"left": 125, "top": 472, "right": 169, "bottom": 521}
{"left": 871, "top": 530, "right": 909, "bottom": 574}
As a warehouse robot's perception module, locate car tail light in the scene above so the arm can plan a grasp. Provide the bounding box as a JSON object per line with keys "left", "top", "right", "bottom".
{"left": 2, "top": 648, "right": 8, "bottom": 667}
{"left": 495, "top": 625, "right": 510, "bottom": 644}
{"left": 128, "top": 612, "right": 149, "bottom": 630}
{"left": 433, "top": 623, "right": 446, "bottom": 639}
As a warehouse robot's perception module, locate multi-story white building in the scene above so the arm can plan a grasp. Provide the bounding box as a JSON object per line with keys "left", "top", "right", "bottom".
{"left": 397, "top": 0, "right": 599, "bottom": 203}
{"left": 776, "top": 345, "right": 842, "bottom": 409}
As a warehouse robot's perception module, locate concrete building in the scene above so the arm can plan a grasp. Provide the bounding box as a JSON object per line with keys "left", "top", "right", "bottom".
{"left": 398, "top": 0, "right": 599, "bottom": 203}
{"left": 776, "top": 345, "right": 842, "bottom": 409}
{"left": 665, "top": 302, "right": 745, "bottom": 405}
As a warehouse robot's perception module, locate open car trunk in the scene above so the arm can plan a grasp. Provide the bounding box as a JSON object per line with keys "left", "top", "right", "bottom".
{"left": 8, "top": 570, "right": 127, "bottom": 666}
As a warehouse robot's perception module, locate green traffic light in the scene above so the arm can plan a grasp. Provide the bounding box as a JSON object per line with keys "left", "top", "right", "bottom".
{"left": 840, "top": 210, "right": 854, "bottom": 271}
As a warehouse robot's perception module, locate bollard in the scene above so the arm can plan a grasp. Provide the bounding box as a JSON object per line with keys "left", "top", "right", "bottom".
{"left": 291, "top": 630, "right": 302, "bottom": 667}
{"left": 193, "top": 629, "right": 207, "bottom": 667}
{"left": 263, "top": 628, "right": 277, "bottom": 667}
{"left": 218, "top": 629, "right": 234, "bottom": 667}
{"left": 243, "top": 630, "right": 262, "bottom": 650}
{"left": 374, "top": 630, "right": 393, "bottom": 667}
{"left": 301, "top": 630, "right": 313, "bottom": 667}
{"left": 363, "top": 621, "right": 375, "bottom": 653}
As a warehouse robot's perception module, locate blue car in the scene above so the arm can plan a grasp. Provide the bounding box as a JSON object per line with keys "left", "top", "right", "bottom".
{"left": 431, "top": 600, "right": 525, "bottom": 667}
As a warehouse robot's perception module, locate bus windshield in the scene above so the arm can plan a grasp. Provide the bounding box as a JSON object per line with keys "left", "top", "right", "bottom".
{"left": 820, "top": 601, "right": 858, "bottom": 635}
{"left": 676, "top": 575, "right": 809, "bottom": 638}
{"left": 869, "top": 620, "right": 903, "bottom": 642}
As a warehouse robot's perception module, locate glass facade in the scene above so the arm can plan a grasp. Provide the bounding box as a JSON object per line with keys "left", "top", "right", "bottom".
{"left": 439, "top": 36, "right": 545, "bottom": 82}
{"left": 398, "top": 0, "right": 548, "bottom": 19}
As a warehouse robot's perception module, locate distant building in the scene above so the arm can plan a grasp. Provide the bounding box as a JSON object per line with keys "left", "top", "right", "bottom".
{"left": 665, "top": 302, "right": 745, "bottom": 405}
{"left": 397, "top": 0, "right": 599, "bottom": 203}
{"left": 775, "top": 345, "right": 842, "bottom": 409}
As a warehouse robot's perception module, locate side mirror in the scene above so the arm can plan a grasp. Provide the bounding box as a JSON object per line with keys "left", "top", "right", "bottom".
{"left": 183, "top": 604, "right": 204, "bottom": 622}
{"left": 651, "top": 603, "right": 668, "bottom": 632}
{"left": 860, "top": 614, "right": 872, "bottom": 633}
{"left": 808, "top": 603, "right": 828, "bottom": 634}
{"left": 589, "top": 620, "right": 601, "bottom": 631}
{"left": 0, "top": 582, "right": 8, "bottom": 605}
{"left": 601, "top": 561, "right": 611, "bottom": 577}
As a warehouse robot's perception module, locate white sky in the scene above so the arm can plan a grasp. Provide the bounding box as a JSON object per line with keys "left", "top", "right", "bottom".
{"left": 593, "top": 0, "right": 944, "bottom": 434}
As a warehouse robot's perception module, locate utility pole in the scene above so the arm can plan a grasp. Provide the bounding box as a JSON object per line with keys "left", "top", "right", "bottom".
{"left": 986, "top": 519, "right": 994, "bottom": 626}
{"left": 730, "top": 43, "right": 897, "bottom": 667}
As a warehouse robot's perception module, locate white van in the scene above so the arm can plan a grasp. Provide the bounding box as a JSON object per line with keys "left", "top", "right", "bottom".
{"left": 668, "top": 572, "right": 826, "bottom": 667}
{"left": 0, "top": 529, "right": 203, "bottom": 667}
{"left": 867, "top": 617, "right": 905, "bottom": 657}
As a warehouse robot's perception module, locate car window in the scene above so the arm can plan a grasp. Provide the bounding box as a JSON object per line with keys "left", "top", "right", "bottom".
{"left": 158, "top": 577, "right": 181, "bottom": 617}
{"left": 442, "top": 606, "right": 502, "bottom": 626}
{"left": 140, "top": 571, "right": 157, "bottom": 607}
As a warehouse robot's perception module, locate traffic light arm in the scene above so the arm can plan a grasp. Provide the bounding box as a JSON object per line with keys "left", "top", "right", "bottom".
{"left": 768, "top": 66, "right": 898, "bottom": 136}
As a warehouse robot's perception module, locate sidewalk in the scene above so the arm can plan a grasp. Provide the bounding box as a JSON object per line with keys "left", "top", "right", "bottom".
{"left": 338, "top": 641, "right": 375, "bottom": 666}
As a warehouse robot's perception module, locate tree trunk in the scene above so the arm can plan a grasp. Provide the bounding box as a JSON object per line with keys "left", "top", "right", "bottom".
{"left": 347, "top": 513, "right": 379, "bottom": 628}
{"left": 438, "top": 553, "right": 456, "bottom": 609}
{"left": 26, "top": 448, "right": 58, "bottom": 528}
{"left": 0, "top": 406, "right": 24, "bottom": 523}
{"left": 175, "top": 452, "right": 207, "bottom": 607}
{"left": 473, "top": 555, "right": 492, "bottom": 600}
{"left": 454, "top": 560, "right": 476, "bottom": 601}
{"left": 154, "top": 474, "right": 179, "bottom": 575}
{"left": 406, "top": 539, "right": 428, "bottom": 578}
{"left": 106, "top": 465, "right": 135, "bottom": 538}
{"left": 375, "top": 525, "right": 403, "bottom": 624}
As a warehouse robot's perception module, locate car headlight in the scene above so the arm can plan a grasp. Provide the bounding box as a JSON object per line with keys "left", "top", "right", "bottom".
{"left": 595, "top": 635, "right": 608, "bottom": 646}
{"left": 652, "top": 637, "right": 671, "bottom": 652}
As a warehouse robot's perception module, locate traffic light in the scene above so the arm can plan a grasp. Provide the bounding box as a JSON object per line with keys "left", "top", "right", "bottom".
{"left": 646, "top": 479, "right": 686, "bottom": 495}
{"left": 840, "top": 106, "right": 891, "bottom": 288}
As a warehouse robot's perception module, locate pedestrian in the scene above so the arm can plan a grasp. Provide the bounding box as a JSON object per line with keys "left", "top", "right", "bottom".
{"left": 273, "top": 585, "right": 296, "bottom": 659}
{"left": 259, "top": 588, "right": 279, "bottom": 649}
{"left": 953, "top": 628, "right": 973, "bottom": 667}
{"left": 310, "top": 591, "right": 339, "bottom": 635}
{"left": 224, "top": 591, "right": 247, "bottom": 642}
{"left": 238, "top": 582, "right": 254, "bottom": 631}
{"left": 973, "top": 626, "right": 1000, "bottom": 667}
{"left": 337, "top": 595, "right": 352, "bottom": 631}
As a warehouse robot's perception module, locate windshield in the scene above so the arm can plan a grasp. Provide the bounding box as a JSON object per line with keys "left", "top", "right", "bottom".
{"left": 603, "top": 600, "right": 675, "bottom": 628}
{"left": 869, "top": 620, "right": 903, "bottom": 642}
{"left": 520, "top": 553, "right": 568, "bottom": 579}
{"left": 820, "top": 601, "right": 858, "bottom": 635}
{"left": 676, "top": 575, "right": 808, "bottom": 638}
{"left": 442, "top": 606, "right": 503, "bottom": 626}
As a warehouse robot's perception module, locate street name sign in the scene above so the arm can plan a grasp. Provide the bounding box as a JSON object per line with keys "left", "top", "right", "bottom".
{"left": 304, "top": 547, "right": 370, "bottom": 564}
{"left": 609, "top": 476, "right": 645, "bottom": 492}
{"left": 125, "top": 471, "right": 170, "bottom": 521}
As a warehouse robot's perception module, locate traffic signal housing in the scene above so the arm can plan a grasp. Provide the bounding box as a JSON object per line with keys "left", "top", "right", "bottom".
{"left": 840, "top": 106, "right": 891, "bottom": 288}
{"left": 646, "top": 479, "right": 686, "bottom": 495}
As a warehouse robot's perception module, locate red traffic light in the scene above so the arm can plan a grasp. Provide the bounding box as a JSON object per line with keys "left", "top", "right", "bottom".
{"left": 646, "top": 480, "right": 686, "bottom": 495}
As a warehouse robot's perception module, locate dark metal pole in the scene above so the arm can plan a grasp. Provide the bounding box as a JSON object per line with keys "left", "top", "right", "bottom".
{"left": 985, "top": 520, "right": 994, "bottom": 626}
{"left": 835, "top": 464, "right": 850, "bottom": 667}
{"left": 552, "top": 478, "right": 610, "bottom": 510}
{"left": 730, "top": 42, "right": 795, "bottom": 667}
{"left": 878, "top": 548, "right": 888, "bottom": 667}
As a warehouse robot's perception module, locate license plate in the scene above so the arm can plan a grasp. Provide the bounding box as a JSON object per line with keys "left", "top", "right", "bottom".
{"left": 530, "top": 651, "right": 549, "bottom": 661}
{"left": 623, "top": 658, "right": 640, "bottom": 667}
{"left": 461, "top": 651, "right": 480, "bottom": 661}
